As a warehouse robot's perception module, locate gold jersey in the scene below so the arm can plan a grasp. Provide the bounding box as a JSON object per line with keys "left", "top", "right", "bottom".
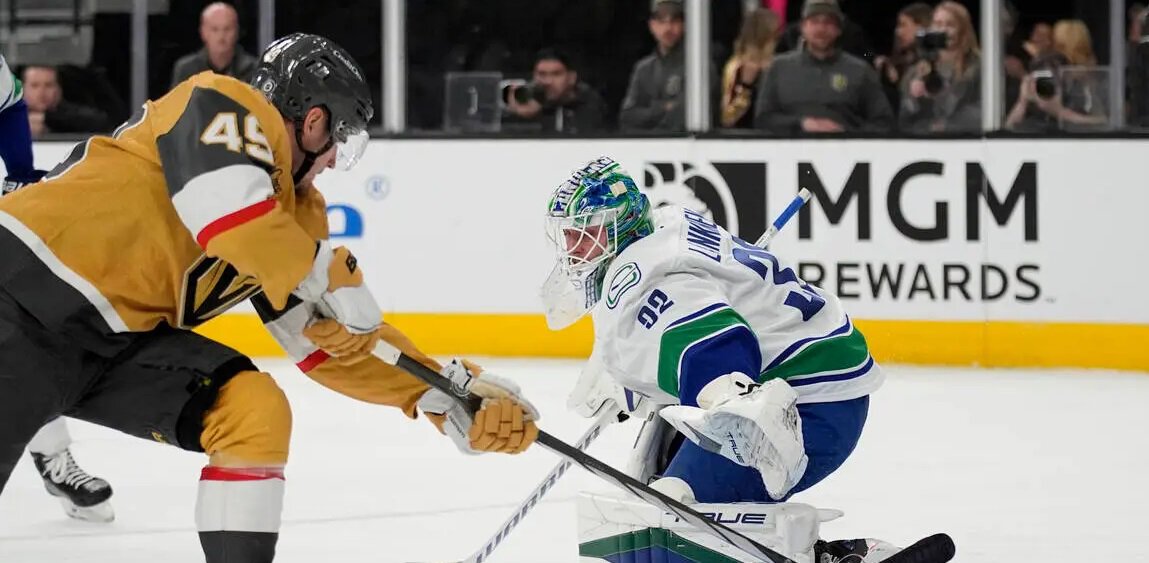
{"left": 0, "top": 71, "right": 434, "bottom": 415}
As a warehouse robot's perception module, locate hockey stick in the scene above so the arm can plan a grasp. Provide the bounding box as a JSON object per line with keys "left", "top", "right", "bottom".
{"left": 755, "top": 188, "right": 812, "bottom": 249}
{"left": 373, "top": 342, "right": 795, "bottom": 563}
{"left": 459, "top": 405, "right": 622, "bottom": 563}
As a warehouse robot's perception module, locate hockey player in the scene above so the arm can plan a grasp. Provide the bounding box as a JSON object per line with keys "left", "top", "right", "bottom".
{"left": 0, "top": 53, "right": 116, "bottom": 522}
{"left": 0, "top": 33, "right": 538, "bottom": 563}
{"left": 542, "top": 157, "right": 896, "bottom": 562}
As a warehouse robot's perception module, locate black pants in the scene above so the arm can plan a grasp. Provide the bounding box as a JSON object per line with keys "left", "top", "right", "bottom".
{"left": 0, "top": 289, "right": 255, "bottom": 493}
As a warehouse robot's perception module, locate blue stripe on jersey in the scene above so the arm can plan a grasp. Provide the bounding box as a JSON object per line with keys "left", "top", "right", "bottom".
{"left": 0, "top": 99, "right": 36, "bottom": 180}
{"left": 666, "top": 302, "right": 727, "bottom": 329}
{"left": 763, "top": 317, "right": 852, "bottom": 371}
{"left": 788, "top": 355, "right": 875, "bottom": 387}
{"left": 677, "top": 325, "right": 761, "bottom": 407}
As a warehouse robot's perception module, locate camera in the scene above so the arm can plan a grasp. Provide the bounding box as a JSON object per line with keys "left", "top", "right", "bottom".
{"left": 499, "top": 79, "right": 547, "bottom": 106}
{"left": 914, "top": 31, "right": 949, "bottom": 95}
{"left": 915, "top": 30, "right": 949, "bottom": 61}
{"left": 1028, "top": 54, "right": 1066, "bottom": 101}
{"left": 1031, "top": 69, "right": 1058, "bottom": 100}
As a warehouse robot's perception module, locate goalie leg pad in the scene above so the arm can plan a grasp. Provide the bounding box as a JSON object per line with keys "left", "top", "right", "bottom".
{"left": 577, "top": 491, "right": 843, "bottom": 563}
{"left": 624, "top": 410, "right": 677, "bottom": 485}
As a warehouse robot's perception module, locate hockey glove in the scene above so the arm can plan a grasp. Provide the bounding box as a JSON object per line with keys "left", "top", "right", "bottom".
{"left": 294, "top": 240, "right": 382, "bottom": 342}
{"left": 302, "top": 318, "right": 378, "bottom": 358}
{"left": 659, "top": 374, "right": 808, "bottom": 500}
{"left": 417, "top": 359, "right": 540, "bottom": 454}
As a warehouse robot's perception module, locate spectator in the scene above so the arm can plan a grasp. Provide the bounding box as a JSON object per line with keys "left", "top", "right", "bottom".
{"left": 21, "top": 66, "right": 113, "bottom": 138}
{"left": 898, "top": 2, "right": 982, "bottom": 133}
{"left": 1005, "top": 20, "right": 1107, "bottom": 132}
{"left": 753, "top": 0, "right": 892, "bottom": 134}
{"left": 1002, "top": 1, "right": 1027, "bottom": 110}
{"left": 170, "top": 2, "right": 257, "bottom": 89}
{"left": 776, "top": 0, "right": 872, "bottom": 63}
{"left": 1024, "top": 23, "right": 1054, "bottom": 61}
{"left": 501, "top": 49, "right": 607, "bottom": 134}
{"left": 1130, "top": 3, "right": 1147, "bottom": 60}
{"left": 873, "top": 3, "right": 931, "bottom": 110}
{"left": 1128, "top": 11, "right": 1149, "bottom": 127}
{"left": 618, "top": 0, "right": 687, "bottom": 132}
{"left": 719, "top": 8, "right": 780, "bottom": 129}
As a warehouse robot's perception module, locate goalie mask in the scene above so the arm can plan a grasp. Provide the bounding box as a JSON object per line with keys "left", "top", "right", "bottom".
{"left": 542, "top": 157, "right": 653, "bottom": 330}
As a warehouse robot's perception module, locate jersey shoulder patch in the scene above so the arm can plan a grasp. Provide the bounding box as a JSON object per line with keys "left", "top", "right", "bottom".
{"left": 604, "top": 261, "right": 642, "bottom": 310}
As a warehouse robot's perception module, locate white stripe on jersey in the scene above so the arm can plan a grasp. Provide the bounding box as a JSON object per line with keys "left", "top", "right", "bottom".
{"left": 171, "top": 163, "right": 275, "bottom": 240}
{"left": 0, "top": 210, "right": 130, "bottom": 333}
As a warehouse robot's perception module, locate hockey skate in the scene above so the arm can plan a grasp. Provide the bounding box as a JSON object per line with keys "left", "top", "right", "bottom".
{"left": 31, "top": 449, "right": 115, "bottom": 522}
{"left": 816, "top": 533, "right": 956, "bottom": 563}
{"left": 815, "top": 537, "right": 903, "bottom": 562}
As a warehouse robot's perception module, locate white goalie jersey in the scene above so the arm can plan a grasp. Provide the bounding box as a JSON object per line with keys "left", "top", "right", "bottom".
{"left": 589, "top": 205, "right": 883, "bottom": 408}
{"left": 0, "top": 55, "right": 21, "bottom": 113}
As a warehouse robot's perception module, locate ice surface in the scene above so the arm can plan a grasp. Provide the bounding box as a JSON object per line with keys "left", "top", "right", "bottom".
{"left": 3, "top": 359, "right": 1148, "bottom": 562}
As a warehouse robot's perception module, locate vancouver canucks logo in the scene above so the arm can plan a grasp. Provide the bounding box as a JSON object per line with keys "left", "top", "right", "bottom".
{"left": 606, "top": 262, "right": 641, "bottom": 309}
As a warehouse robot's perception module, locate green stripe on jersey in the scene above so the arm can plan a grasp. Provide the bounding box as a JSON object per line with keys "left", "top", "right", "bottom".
{"left": 580, "top": 527, "right": 744, "bottom": 562}
{"left": 761, "top": 325, "right": 870, "bottom": 382}
{"left": 657, "top": 307, "right": 751, "bottom": 397}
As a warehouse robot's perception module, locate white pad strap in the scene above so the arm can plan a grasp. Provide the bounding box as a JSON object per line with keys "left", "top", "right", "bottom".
{"left": 660, "top": 374, "right": 808, "bottom": 500}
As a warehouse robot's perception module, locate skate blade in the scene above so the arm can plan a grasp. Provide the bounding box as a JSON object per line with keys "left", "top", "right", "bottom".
{"left": 59, "top": 497, "right": 115, "bottom": 523}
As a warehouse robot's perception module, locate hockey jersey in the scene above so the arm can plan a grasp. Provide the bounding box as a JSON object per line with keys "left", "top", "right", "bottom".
{"left": 0, "top": 54, "right": 19, "bottom": 113}
{"left": 590, "top": 206, "right": 883, "bottom": 408}
{"left": 0, "top": 71, "right": 435, "bottom": 416}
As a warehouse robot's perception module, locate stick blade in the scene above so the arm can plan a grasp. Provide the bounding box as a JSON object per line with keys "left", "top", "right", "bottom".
{"left": 885, "top": 533, "right": 956, "bottom": 563}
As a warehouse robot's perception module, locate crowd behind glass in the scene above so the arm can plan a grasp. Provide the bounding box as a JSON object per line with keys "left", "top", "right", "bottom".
{"left": 7, "top": 0, "right": 1146, "bottom": 138}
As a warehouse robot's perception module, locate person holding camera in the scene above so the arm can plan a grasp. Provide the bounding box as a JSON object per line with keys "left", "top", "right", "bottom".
{"left": 873, "top": 3, "right": 932, "bottom": 110}
{"left": 1005, "top": 19, "right": 1107, "bottom": 132}
{"left": 753, "top": 0, "right": 892, "bottom": 135}
{"left": 501, "top": 49, "right": 606, "bottom": 134}
{"left": 898, "top": 2, "right": 982, "bottom": 134}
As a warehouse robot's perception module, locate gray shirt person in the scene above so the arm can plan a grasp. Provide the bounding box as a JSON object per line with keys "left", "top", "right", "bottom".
{"left": 619, "top": 43, "right": 688, "bottom": 132}
{"left": 754, "top": 48, "right": 893, "bottom": 134}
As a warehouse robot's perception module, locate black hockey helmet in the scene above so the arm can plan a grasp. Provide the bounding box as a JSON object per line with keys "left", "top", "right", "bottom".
{"left": 251, "top": 33, "right": 373, "bottom": 175}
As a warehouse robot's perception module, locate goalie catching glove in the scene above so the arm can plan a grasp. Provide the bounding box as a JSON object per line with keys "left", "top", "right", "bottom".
{"left": 659, "top": 374, "right": 808, "bottom": 500}
{"left": 418, "top": 360, "right": 540, "bottom": 454}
